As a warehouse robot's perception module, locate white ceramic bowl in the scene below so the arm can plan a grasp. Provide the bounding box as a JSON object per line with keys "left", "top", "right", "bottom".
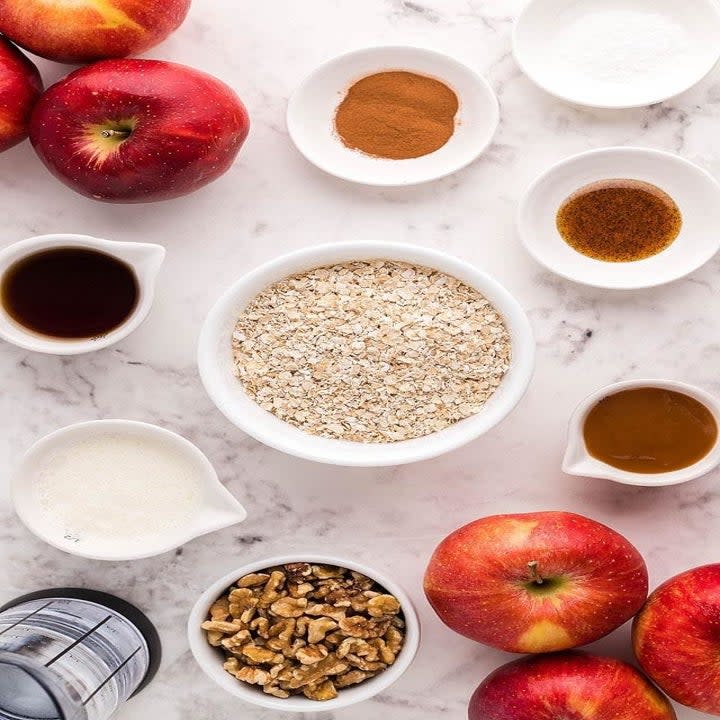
{"left": 188, "top": 554, "right": 420, "bottom": 713}
{"left": 0, "top": 234, "right": 165, "bottom": 355}
{"left": 518, "top": 148, "right": 720, "bottom": 289}
{"left": 563, "top": 379, "right": 720, "bottom": 487}
{"left": 198, "top": 242, "right": 535, "bottom": 466}
{"left": 513, "top": 0, "right": 720, "bottom": 108}
{"left": 12, "top": 420, "right": 247, "bottom": 561}
{"left": 287, "top": 46, "right": 499, "bottom": 186}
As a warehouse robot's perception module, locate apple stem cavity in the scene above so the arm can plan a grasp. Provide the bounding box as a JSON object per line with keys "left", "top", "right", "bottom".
{"left": 77, "top": 119, "right": 138, "bottom": 168}
{"left": 523, "top": 561, "right": 567, "bottom": 596}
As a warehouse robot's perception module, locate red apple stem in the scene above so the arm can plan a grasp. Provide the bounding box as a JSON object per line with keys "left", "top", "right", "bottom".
{"left": 527, "top": 561, "right": 544, "bottom": 585}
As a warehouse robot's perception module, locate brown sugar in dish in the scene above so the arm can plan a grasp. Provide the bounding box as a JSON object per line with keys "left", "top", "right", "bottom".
{"left": 583, "top": 387, "right": 718, "bottom": 474}
{"left": 556, "top": 179, "right": 682, "bottom": 262}
{"left": 334, "top": 71, "right": 459, "bottom": 160}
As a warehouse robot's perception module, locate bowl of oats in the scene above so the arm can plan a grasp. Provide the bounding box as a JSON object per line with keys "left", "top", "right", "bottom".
{"left": 188, "top": 556, "right": 420, "bottom": 711}
{"left": 198, "top": 242, "right": 534, "bottom": 466}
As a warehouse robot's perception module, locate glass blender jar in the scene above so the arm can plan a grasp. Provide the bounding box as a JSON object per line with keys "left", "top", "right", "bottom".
{"left": 0, "top": 588, "right": 161, "bottom": 720}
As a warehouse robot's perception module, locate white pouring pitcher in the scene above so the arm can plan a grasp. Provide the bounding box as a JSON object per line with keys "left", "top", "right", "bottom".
{"left": 12, "top": 420, "right": 248, "bottom": 561}
{"left": 0, "top": 233, "right": 165, "bottom": 355}
{"left": 563, "top": 378, "right": 720, "bottom": 487}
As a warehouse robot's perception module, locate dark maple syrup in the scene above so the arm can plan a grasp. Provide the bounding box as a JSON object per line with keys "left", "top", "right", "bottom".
{"left": 1, "top": 248, "right": 139, "bottom": 339}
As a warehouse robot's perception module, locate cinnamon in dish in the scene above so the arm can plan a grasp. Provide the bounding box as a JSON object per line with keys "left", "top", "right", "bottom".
{"left": 583, "top": 387, "right": 718, "bottom": 474}
{"left": 556, "top": 179, "right": 682, "bottom": 262}
{"left": 334, "top": 71, "right": 459, "bottom": 160}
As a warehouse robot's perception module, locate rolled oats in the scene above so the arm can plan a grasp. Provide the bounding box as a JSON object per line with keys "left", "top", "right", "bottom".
{"left": 232, "top": 260, "right": 512, "bottom": 443}
{"left": 203, "top": 563, "right": 406, "bottom": 701}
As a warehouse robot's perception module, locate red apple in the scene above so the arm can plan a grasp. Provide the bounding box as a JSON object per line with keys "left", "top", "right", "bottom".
{"left": 0, "top": 36, "right": 42, "bottom": 153}
{"left": 469, "top": 653, "right": 676, "bottom": 720}
{"left": 0, "top": 0, "right": 191, "bottom": 64}
{"left": 633, "top": 563, "right": 720, "bottom": 715}
{"left": 29, "top": 59, "right": 250, "bottom": 203}
{"left": 424, "top": 511, "right": 648, "bottom": 653}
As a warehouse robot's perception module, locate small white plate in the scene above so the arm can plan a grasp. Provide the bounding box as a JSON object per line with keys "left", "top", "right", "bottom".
{"left": 287, "top": 46, "right": 499, "bottom": 186}
{"left": 518, "top": 147, "right": 720, "bottom": 289}
{"left": 513, "top": 0, "right": 720, "bottom": 108}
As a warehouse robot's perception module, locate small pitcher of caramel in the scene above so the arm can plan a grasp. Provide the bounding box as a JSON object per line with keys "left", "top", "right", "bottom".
{"left": 563, "top": 379, "right": 720, "bottom": 487}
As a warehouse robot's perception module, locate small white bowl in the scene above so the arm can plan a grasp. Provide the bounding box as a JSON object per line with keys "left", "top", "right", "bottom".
{"left": 287, "top": 46, "right": 499, "bottom": 186}
{"left": 198, "top": 242, "right": 535, "bottom": 467}
{"left": 12, "top": 420, "right": 247, "bottom": 561}
{"left": 188, "top": 554, "right": 420, "bottom": 713}
{"left": 0, "top": 234, "right": 165, "bottom": 355}
{"left": 563, "top": 379, "right": 720, "bottom": 487}
{"left": 518, "top": 147, "right": 720, "bottom": 289}
{"left": 513, "top": 0, "right": 720, "bottom": 108}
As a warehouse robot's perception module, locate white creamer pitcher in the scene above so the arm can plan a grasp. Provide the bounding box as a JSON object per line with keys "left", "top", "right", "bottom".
{"left": 12, "top": 420, "right": 248, "bottom": 561}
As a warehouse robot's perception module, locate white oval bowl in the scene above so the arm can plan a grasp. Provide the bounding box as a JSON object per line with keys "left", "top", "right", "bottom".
{"left": 12, "top": 420, "right": 247, "bottom": 561}
{"left": 287, "top": 46, "right": 499, "bottom": 186}
{"left": 518, "top": 147, "right": 720, "bottom": 289}
{"left": 198, "top": 242, "right": 535, "bottom": 467}
{"left": 513, "top": 0, "right": 720, "bottom": 109}
{"left": 0, "top": 234, "right": 165, "bottom": 355}
{"left": 188, "top": 554, "right": 420, "bottom": 713}
{"left": 563, "top": 379, "right": 720, "bottom": 487}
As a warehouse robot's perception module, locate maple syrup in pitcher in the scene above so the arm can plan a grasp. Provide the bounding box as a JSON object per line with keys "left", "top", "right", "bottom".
{"left": 1, "top": 247, "right": 139, "bottom": 339}
{"left": 583, "top": 387, "right": 718, "bottom": 473}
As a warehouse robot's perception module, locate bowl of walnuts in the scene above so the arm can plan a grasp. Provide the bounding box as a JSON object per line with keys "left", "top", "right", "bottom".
{"left": 188, "top": 555, "right": 420, "bottom": 711}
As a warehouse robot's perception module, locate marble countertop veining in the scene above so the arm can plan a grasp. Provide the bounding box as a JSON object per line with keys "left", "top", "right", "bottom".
{"left": 1, "top": 1, "right": 719, "bottom": 718}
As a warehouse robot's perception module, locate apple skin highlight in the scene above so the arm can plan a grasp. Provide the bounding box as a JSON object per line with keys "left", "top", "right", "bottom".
{"left": 424, "top": 511, "right": 648, "bottom": 653}
{"left": 0, "top": 0, "right": 191, "bottom": 64}
{"left": 469, "top": 653, "right": 676, "bottom": 720}
{"left": 29, "top": 59, "right": 250, "bottom": 204}
{"left": 634, "top": 563, "right": 720, "bottom": 716}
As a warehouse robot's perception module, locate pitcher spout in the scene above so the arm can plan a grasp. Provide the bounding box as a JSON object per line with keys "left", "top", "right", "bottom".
{"left": 190, "top": 485, "right": 247, "bottom": 541}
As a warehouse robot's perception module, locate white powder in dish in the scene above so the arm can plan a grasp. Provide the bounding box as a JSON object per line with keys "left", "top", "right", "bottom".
{"left": 34, "top": 432, "right": 202, "bottom": 548}
{"left": 551, "top": 9, "right": 690, "bottom": 83}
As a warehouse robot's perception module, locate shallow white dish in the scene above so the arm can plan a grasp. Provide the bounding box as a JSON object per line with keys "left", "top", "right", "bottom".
{"left": 518, "top": 147, "right": 720, "bottom": 289}
{"left": 12, "top": 420, "right": 247, "bottom": 561}
{"left": 287, "top": 46, "right": 499, "bottom": 186}
{"left": 0, "top": 234, "right": 165, "bottom": 355}
{"left": 198, "top": 242, "right": 535, "bottom": 467}
{"left": 188, "top": 554, "right": 420, "bottom": 712}
{"left": 563, "top": 379, "right": 720, "bottom": 486}
{"left": 513, "top": 0, "right": 720, "bottom": 109}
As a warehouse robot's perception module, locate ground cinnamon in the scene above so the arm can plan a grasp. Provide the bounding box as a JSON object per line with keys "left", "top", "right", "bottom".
{"left": 334, "top": 71, "right": 459, "bottom": 160}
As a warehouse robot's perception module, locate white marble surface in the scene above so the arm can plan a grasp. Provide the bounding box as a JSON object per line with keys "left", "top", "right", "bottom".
{"left": 2, "top": 1, "right": 720, "bottom": 718}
